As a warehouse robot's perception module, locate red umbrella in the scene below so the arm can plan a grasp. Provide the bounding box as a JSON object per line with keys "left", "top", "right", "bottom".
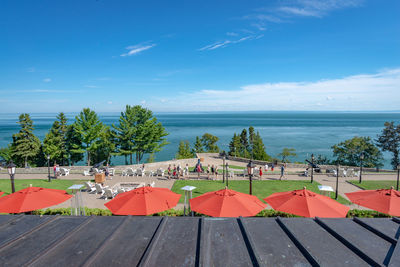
{"left": 189, "top": 188, "right": 266, "bottom": 217}
{"left": 0, "top": 192, "right": 4, "bottom": 197}
{"left": 345, "top": 188, "right": 400, "bottom": 216}
{"left": 264, "top": 187, "right": 349, "bottom": 218}
{"left": 0, "top": 187, "right": 72, "bottom": 213}
{"left": 105, "top": 186, "right": 181, "bottom": 215}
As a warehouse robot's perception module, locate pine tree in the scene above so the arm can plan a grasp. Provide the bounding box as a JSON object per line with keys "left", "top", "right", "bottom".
{"left": 43, "top": 112, "right": 69, "bottom": 165}
{"left": 201, "top": 133, "right": 220, "bottom": 153}
{"left": 176, "top": 140, "right": 195, "bottom": 159}
{"left": 11, "top": 113, "right": 41, "bottom": 167}
{"left": 278, "top": 148, "right": 297, "bottom": 163}
{"left": 91, "top": 127, "right": 116, "bottom": 165}
{"left": 113, "top": 105, "right": 168, "bottom": 164}
{"left": 248, "top": 126, "right": 255, "bottom": 156}
{"left": 193, "top": 136, "right": 204, "bottom": 154}
{"left": 376, "top": 122, "right": 400, "bottom": 169}
{"left": 252, "top": 132, "right": 270, "bottom": 161}
{"left": 65, "top": 125, "right": 83, "bottom": 165}
{"left": 70, "top": 108, "right": 105, "bottom": 166}
{"left": 228, "top": 133, "right": 242, "bottom": 157}
{"left": 239, "top": 129, "right": 249, "bottom": 158}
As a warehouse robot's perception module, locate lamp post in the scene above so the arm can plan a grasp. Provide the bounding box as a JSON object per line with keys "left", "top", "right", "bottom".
{"left": 359, "top": 153, "right": 364, "bottom": 184}
{"left": 7, "top": 160, "right": 16, "bottom": 193}
{"left": 247, "top": 160, "right": 255, "bottom": 195}
{"left": 311, "top": 154, "right": 314, "bottom": 183}
{"left": 47, "top": 155, "right": 51, "bottom": 182}
{"left": 226, "top": 162, "right": 229, "bottom": 187}
{"left": 396, "top": 165, "right": 400, "bottom": 191}
{"left": 221, "top": 151, "right": 226, "bottom": 183}
{"left": 335, "top": 163, "right": 339, "bottom": 200}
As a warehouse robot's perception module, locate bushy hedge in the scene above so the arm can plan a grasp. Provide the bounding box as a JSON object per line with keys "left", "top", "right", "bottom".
{"left": 31, "top": 208, "right": 393, "bottom": 218}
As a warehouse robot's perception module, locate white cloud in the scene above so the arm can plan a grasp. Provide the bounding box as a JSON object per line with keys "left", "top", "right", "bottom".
{"left": 152, "top": 68, "right": 400, "bottom": 111}
{"left": 120, "top": 43, "right": 156, "bottom": 56}
{"left": 43, "top": 78, "right": 51, "bottom": 82}
{"left": 198, "top": 35, "right": 263, "bottom": 51}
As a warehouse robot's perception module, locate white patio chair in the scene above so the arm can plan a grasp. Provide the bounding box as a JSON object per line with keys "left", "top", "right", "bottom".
{"left": 95, "top": 183, "right": 109, "bottom": 196}
{"left": 83, "top": 170, "right": 91, "bottom": 176}
{"left": 60, "top": 168, "right": 70, "bottom": 176}
{"left": 137, "top": 168, "right": 145, "bottom": 177}
{"left": 149, "top": 181, "right": 155, "bottom": 187}
{"left": 108, "top": 168, "right": 115, "bottom": 176}
{"left": 157, "top": 168, "right": 165, "bottom": 177}
{"left": 84, "top": 181, "right": 96, "bottom": 193}
{"left": 104, "top": 188, "right": 117, "bottom": 200}
{"left": 117, "top": 188, "right": 126, "bottom": 194}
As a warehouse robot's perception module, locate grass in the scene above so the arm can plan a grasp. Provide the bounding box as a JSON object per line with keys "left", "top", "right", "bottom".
{"left": 0, "top": 179, "right": 91, "bottom": 195}
{"left": 171, "top": 180, "right": 351, "bottom": 205}
{"left": 348, "top": 180, "right": 398, "bottom": 190}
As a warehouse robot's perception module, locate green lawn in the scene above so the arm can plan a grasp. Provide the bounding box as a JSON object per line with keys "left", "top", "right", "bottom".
{"left": 348, "top": 180, "right": 398, "bottom": 190}
{"left": 171, "top": 180, "right": 350, "bottom": 205}
{"left": 0, "top": 179, "right": 91, "bottom": 195}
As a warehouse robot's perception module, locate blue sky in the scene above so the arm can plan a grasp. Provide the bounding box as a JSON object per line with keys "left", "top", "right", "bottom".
{"left": 1, "top": 0, "right": 399, "bottom": 113}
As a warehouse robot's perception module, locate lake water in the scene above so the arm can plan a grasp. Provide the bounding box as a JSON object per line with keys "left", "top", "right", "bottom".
{"left": 0, "top": 112, "right": 399, "bottom": 168}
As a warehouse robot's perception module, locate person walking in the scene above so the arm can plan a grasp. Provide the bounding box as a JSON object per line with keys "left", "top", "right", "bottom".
{"left": 211, "top": 165, "right": 215, "bottom": 180}
{"left": 185, "top": 164, "right": 189, "bottom": 179}
{"left": 207, "top": 164, "right": 211, "bottom": 179}
{"left": 215, "top": 165, "right": 218, "bottom": 180}
{"left": 264, "top": 163, "right": 268, "bottom": 172}
{"left": 53, "top": 163, "right": 57, "bottom": 179}
{"left": 259, "top": 166, "right": 263, "bottom": 179}
{"left": 167, "top": 164, "right": 171, "bottom": 179}
{"left": 280, "top": 164, "right": 285, "bottom": 180}
{"left": 271, "top": 163, "right": 275, "bottom": 172}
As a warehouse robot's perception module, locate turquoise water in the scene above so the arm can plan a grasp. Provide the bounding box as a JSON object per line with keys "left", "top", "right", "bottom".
{"left": 0, "top": 112, "right": 399, "bottom": 168}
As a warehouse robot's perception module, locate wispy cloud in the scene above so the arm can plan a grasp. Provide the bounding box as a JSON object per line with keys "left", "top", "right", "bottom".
{"left": 84, "top": 85, "right": 98, "bottom": 88}
{"left": 226, "top": 32, "right": 239, "bottom": 36}
{"left": 247, "top": 0, "right": 363, "bottom": 25}
{"left": 43, "top": 78, "right": 51, "bottom": 82}
{"left": 120, "top": 43, "right": 156, "bottom": 57}
{"left": 152, "top": 68, "right": 400, "bottom": 111}
{"left": 199, "top": 35, "right": 263, "bottom": 51}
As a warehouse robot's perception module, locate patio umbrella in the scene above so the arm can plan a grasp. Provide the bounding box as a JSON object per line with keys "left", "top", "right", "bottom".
{"left": 189, "top": 188, "right": 266, "bottom": 217}
{"left": 0, "top": 187, "right": 72, "bottom": 213}
{"left": 105, "top": 186, "right": 181, "bottom": 215}
{"left": 0, "top": 192, "right": 3, "bottom": 197}
{"left": 264, "top": 187, "right": 349, "bottom": 218}
{"left": 345, "top": 187, "right": 400, "bottom": 216}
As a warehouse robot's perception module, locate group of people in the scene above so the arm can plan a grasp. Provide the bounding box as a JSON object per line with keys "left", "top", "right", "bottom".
{"left": 53, "top": 164, "right": 60, "bottom": 178}
{"left": 206, "top": 164, "right": 219, "bottom": 180}
{"left": 167, "top": 163, "right": 189, "bottom": 179}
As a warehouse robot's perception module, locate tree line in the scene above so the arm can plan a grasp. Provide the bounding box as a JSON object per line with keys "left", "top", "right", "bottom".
{"left": 176, "top": 122, "right": 400, "bottom": 170}
{"left": 0, "top": 105, "right": 168, "bottom": 167}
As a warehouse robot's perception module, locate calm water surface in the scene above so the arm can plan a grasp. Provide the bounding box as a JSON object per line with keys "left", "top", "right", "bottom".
{"left": 0, "top": 112, "right": 399, "bottom": 168}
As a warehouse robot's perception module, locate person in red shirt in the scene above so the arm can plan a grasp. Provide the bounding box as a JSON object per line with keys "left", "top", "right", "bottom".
{"left": 259, "top": 166, "right": 263, "bottom": 179}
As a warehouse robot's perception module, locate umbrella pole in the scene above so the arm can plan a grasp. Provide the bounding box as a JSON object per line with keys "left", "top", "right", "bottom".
{"left": 190, "top": 191, "right": 193, "bottom": 217}
{"left": 184, "top": 191, "right": 187, "bottom": 216}
{"left": 335, "top": 164, "right": 339, "bottom": 199}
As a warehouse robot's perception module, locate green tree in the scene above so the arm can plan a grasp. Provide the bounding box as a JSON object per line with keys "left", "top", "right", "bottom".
{"left": 251, "top": 132, "right": 270, "bottom": 161}
{"left": 42, "top": 112, "right": 69, "bottom": 165}
{"left": 278, "top": 148, "right": 296, "bottom": 163}
{"left": 376, "top": 122, "right": 400, "bottom": 169}
{"left": 90, "top": 127, "right": 116, "bottom": 165}
{"left": 113, "top": 105, "right": 168, "bottom": 164}
{"left": 70, "top": 108, "right": 105, "bottom": 166}
{"left": 11, "top": 113, "right": 41, "bottom": 167}
{"left": 0, "top": 145, "right": 12, "bottom": 162}
{"left": 192, "top": 136, "right": 204, "bottom": 154}
{"left": 314, "top": 154, "right": 332, "bottom": 165}
{"left": 228, "top": 133, "right": 241, "bottom": 157}
{"left": 176, "top": 140, "right": 195, "bottom": 159}
{"left": 332, "top": 136, "right": 383, "bottom": 168}
{"left": 239, "top": 129, "right": 249, "bottom": 157}
{"left": 65, "top": 124, "right": 83, "bottom": 165}
{"left": 201, "top": 133, "right": 220, "bottom": 153}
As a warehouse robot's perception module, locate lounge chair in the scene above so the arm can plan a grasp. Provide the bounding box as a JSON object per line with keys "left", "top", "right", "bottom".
{"left": 84, "top": 181, "right": 96, "bottom": 193}
{"left": 108, "top": 168, "right": 115, "bottom": 176}
{"left": 157, "top": 168, "right": 165, "bottom": 177}
{"left": 95, "top": 183, "right": 109, "bottom": 196}
{"left": 137, "top": 168, "right": 145, "bottom": 177}
{"left": 60, "top": 168, "right": 70, "bottom": 176}
{"left": 104, "top": 188, "right": 117, "bottom": 200}
{"left": 83, "top": 170, "right": 91, "bottom": 176}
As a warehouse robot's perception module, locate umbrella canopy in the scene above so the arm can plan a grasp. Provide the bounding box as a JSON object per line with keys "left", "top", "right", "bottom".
{"left": 264, "top": 188, "right": 349, "bottom": 218}
{"left": 189, "top": 188, "right": 266, "bottom": 217}
{"left": 345, "top": 188, "right": 400, "bottom": 216}
{"left": 105, "top": 186, "right": 181, "bottom": 215}
{"left": 0, "top": 187, "right": 72, "bottom": 213}
{"left": 0, "top": 192, "right": 3, "bottom": 197}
